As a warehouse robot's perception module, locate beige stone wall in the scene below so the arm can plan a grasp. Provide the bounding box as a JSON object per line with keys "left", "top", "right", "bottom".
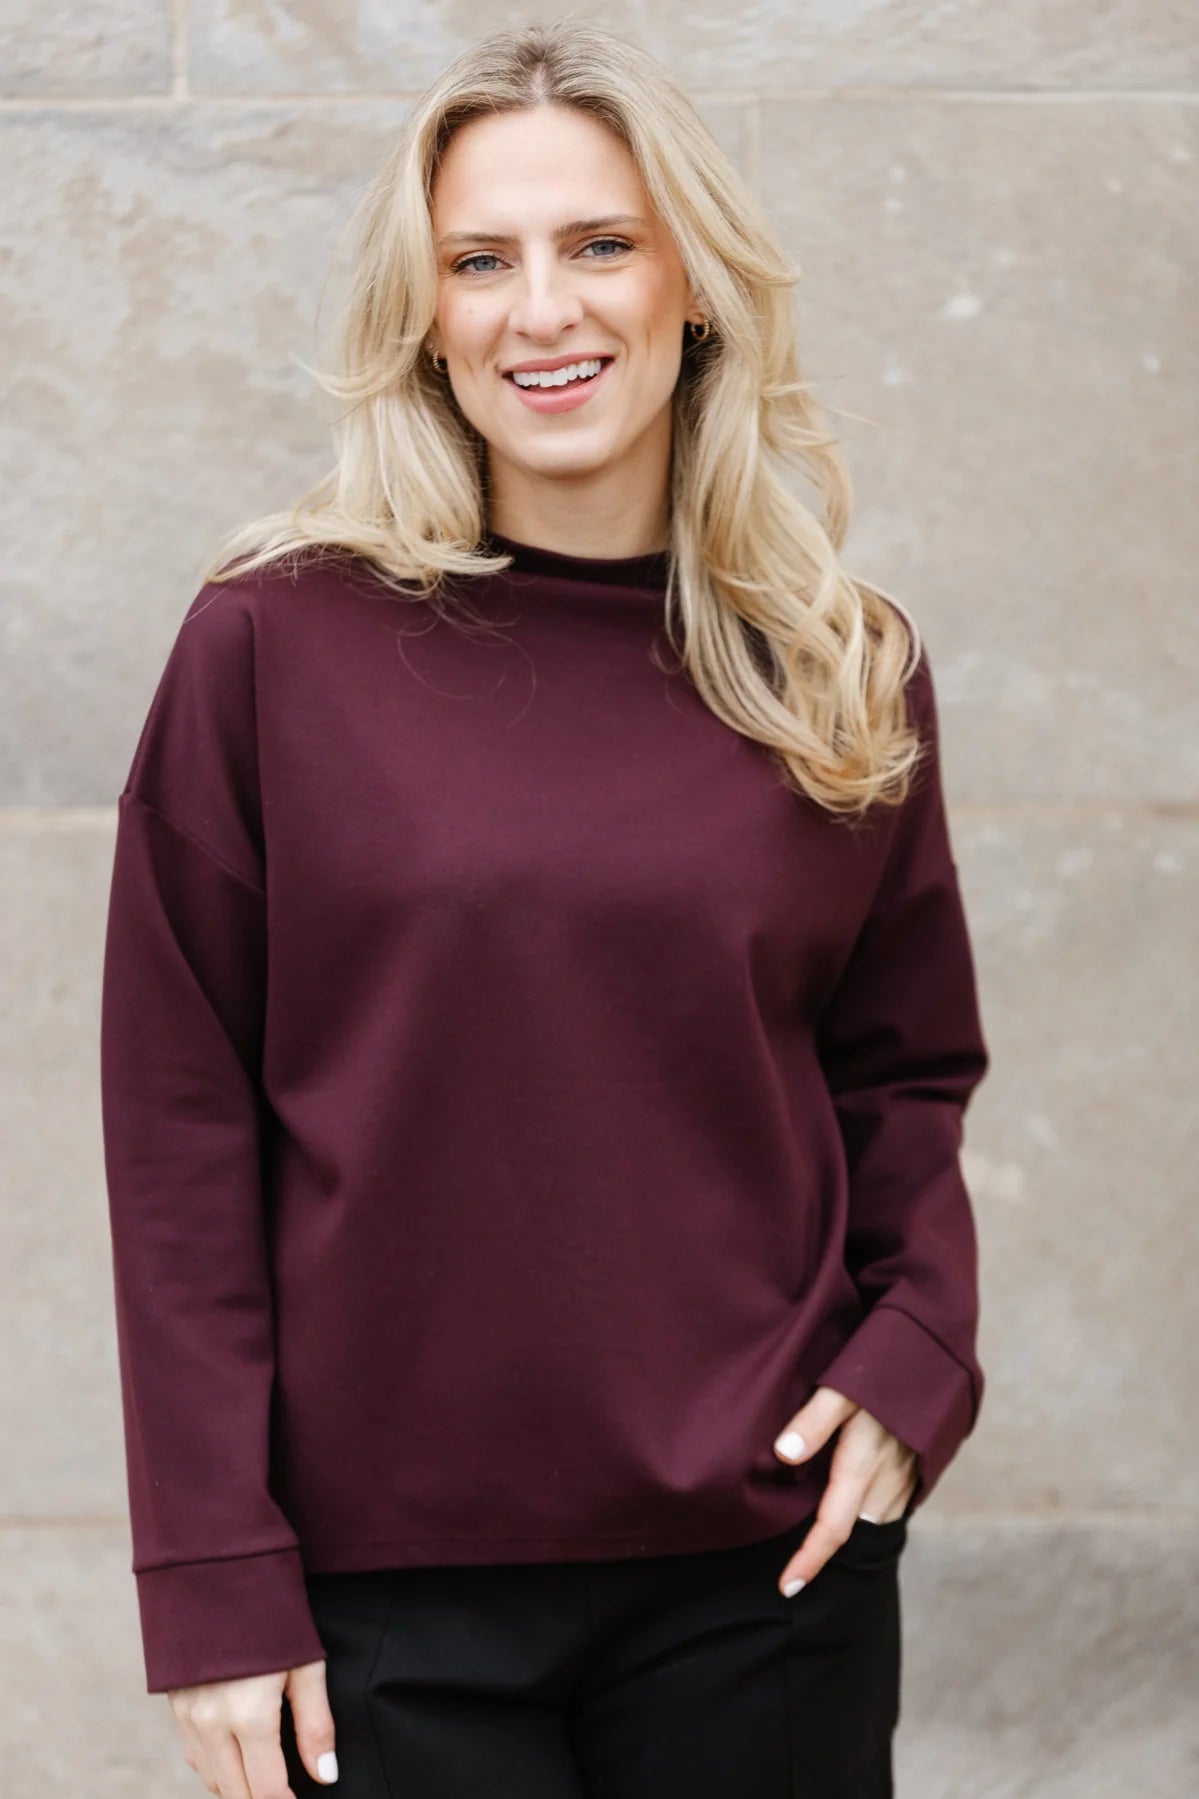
{"left": 3, "top": 5, "right": 1195, "bottom": 1793}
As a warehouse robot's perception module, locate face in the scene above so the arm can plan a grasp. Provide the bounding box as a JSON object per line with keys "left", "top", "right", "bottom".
{"left": 428, "top": 104, "right": 705, "bottom": 522}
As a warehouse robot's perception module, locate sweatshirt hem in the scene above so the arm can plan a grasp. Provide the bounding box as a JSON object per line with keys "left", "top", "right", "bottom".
{"left": 294, "top": 1508, "right": 829, "bottom": 1571}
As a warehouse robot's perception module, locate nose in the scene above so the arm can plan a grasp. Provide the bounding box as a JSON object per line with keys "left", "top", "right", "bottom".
{"left": 505, "top": 250, "right": 586, "bottom": 342}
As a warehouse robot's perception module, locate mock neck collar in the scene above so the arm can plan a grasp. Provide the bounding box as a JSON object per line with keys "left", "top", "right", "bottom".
{"left": 481, "top": 528, "right": 671, "bottom": 594}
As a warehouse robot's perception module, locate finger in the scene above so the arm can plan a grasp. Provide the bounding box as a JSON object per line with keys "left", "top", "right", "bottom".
{"left": 776, "top": 1468, "right": 874, "bottom": 1595}
{"left": 856, "top": 1491, "right": 900, "bottom": 1524}
{"left": 206, "top": 1727, "right": 253, "bottom": 1799}
{"left": 858, "top": 1438, "right": 921, "bottom": 1523}
{"left": 777, "top": 1513, "right": 851, "bottom": 1594}
{"left": 286, "top": 1660, "right": 339, "bottom": 1787}
{"left": 772, "top": 1385, "right": 858, "bottom": 1464}
{"left": 174, "top": 1713, "right": 220, "bottom": 1794}
{"left": 238, "top": 1719, "right": 300, "bottom": 1799}
{"left": 858, "top": 1469, "right": 917, "bottom": 1524}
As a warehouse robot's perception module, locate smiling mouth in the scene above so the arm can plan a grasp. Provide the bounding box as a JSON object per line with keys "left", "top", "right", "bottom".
{"left": 503, "top": 357, "right": 615, "bottom": 388}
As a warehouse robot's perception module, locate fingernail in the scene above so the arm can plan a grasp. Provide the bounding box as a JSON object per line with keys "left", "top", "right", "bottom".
{"left": 783, "top": 1576, "right": 806, "bottom": 1597}
{"left": 774, "top": 1430, "right": 805, "bottom": 1460}
{"left": 317, "top": 1750, "right": 339, "bottom": 1783}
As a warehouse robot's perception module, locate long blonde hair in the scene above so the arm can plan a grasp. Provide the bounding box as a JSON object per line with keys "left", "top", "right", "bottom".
{"left": 200, "top": 16, "right": 925, "bottom": 818}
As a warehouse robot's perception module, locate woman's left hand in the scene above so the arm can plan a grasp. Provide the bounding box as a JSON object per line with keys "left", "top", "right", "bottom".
{"left": 771, "top": 1386, "right": 919, "bottom": 1596}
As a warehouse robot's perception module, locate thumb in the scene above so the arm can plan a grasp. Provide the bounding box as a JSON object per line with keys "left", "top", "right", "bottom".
{"left": 286, "top": 1658, "right": 339, "bottom": 1785}
{"left": 773, "top": 1384, "right": 859, "bottom": 1464}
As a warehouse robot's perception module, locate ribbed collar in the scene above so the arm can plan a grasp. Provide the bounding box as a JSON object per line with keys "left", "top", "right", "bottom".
{"left": 481, "top": 528, "right": 671, "bottom": 595}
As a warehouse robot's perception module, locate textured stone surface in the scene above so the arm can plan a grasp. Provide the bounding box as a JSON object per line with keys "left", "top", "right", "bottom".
{"left": 187, "top": 2, "right": 1198, "bottom": 96}
{"left": 757, "top": 93, "right": 1199, "bottom": 802}
{"left": 1, "top": 99, "right": 414, "bottom": 801}
{"left": 0, "top": 816, "right": 126, "bottom": 1517}
{"left": 0, "top": 1527, "right": 195, "bottom": 1794}
{"left": 896, "top": 1517, "right": 1199, "bottom": 1797}
{"left": 3, "top": 1, "right": 173, "bottom": 98}
{"left": 930, "top": 807, "right": 1198, "bottom": 1515}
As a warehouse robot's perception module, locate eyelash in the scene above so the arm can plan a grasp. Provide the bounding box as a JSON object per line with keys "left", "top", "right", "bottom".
{"left": 449, "top": 237, "right": 635, "bottom": 277}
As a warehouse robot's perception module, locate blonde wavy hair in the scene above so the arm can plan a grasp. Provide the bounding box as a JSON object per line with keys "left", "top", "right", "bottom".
{"left": 200, "top": 14, "right": 925, "bottom": 819}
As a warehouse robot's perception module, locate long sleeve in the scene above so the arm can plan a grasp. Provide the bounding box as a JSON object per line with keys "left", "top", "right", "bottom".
{"left": 99, "top": 589, "right": 325, "bottom": 1693}
{"left": 812, "top": 645, "right": 990, "bottom": 1513}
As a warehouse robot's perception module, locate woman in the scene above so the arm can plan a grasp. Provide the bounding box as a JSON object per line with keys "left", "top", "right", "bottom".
{"left": 99, "top": 18, "right": 989, "bottom": 1799}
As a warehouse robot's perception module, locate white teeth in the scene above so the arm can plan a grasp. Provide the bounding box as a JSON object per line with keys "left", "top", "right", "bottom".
{"left": 511, "top": 358, "right": 605, "bottom": 389}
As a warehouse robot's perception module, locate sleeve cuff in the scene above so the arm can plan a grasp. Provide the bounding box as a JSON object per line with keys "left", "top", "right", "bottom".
{"left": 135, "top": 1546, "right": 327, "bottom": 1694}
{"left": 814, "top": 1302, "right": 982, "bottom": 1514}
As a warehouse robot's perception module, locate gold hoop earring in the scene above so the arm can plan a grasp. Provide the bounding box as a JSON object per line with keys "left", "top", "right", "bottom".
{"left": 429, "top": 348, "right": 447, "bottom": 374}
{"left": 688, "top": 318, "right": 712, "bottom": 344}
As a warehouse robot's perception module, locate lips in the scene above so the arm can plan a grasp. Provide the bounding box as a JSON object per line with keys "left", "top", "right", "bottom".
{"left": 502, "top": 355, "right": 617, "bottom": 414}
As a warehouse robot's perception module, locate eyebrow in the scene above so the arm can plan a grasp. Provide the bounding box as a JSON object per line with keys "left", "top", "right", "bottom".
{"left": 437, "top": 214, "right": 650, "bottom": 249}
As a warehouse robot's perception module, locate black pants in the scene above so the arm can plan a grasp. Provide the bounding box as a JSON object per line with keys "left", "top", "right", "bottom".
{"left": 280, "top": 1506, "right": 907, "bottom": 1797}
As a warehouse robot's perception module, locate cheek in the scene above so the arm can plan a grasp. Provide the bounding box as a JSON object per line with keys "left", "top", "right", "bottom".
{"left": 634, "top": 317, "right": 686, "bottom": 390}
{"left": 629, "top": 283, "right": 687, "bottom": 368}
{"left": 439, "top": 298, "right": 491, "bottom": 362}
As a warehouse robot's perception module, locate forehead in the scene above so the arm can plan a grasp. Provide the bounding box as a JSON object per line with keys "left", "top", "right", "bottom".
{"left": 431, "top": 105, "right": 646, "bottom": 225}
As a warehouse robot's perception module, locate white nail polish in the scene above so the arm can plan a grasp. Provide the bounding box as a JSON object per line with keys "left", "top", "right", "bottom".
{"left": 775, "top": 1430, "right": 805, "bottom": 1459}
{"left": 317, "top": 1750, "right": 339, "bottom": 1782}
{"left": 783, "top": 1576, "right": 806, "bottom": 1597}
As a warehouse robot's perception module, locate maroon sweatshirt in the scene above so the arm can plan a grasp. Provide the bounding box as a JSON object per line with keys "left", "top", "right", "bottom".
{"left": 99, "top": 530, "right": 989, "bottom": 1694}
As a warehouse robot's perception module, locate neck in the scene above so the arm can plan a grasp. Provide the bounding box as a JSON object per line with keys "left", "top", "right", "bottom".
{"left": 486, "top": 469, "right": 672, "bottom": 562}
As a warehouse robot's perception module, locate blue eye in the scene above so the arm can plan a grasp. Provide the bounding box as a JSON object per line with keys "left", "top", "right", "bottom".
{"left": 583, "top": 237, "right": 633, "bottom": 259}
{"left": 450, "top": 237, "right": 634, "bottom": 276}
{"left": 451, "top": 252, "right": 502, "bottom": 276}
